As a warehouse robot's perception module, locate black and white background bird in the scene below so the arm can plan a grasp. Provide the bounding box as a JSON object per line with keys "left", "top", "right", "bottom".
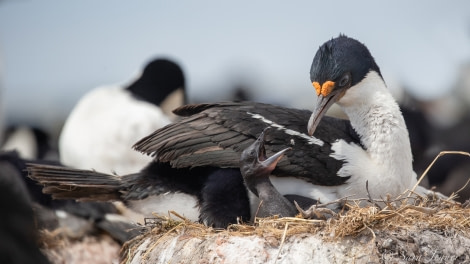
{"left": 59, "top": 58, "right": 186, "bottom": 175}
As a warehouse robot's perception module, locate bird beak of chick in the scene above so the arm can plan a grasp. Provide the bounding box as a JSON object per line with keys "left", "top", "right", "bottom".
{"left": 308, "top": 81, "right": 344, "bottom": 136}
{"left": 255, "top": 129, "right": 291, "bottom": 172}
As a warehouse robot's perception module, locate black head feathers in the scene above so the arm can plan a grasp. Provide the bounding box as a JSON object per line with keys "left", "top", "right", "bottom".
{"left": 127, "top": 58, "right": 186, "bottom": 106}
{"left": 310, "top": 35, "right": 382, "bottom": 87}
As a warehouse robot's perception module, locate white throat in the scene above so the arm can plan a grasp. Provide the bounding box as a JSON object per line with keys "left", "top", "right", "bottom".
{"left": 332, "top": 71, "right": 415, "bottom": 198}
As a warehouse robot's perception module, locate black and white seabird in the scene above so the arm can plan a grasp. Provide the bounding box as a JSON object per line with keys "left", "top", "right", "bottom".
{"left": 59, "top": 58, "right": 186, "bottom": 175}
{"left": 58, "top": 58, "right": 195, "bottom": 222}
{"left": 29, "top": 35, "right": 423, "bottom": 227}
{"left": 134, "top": 34, "right": 418, "bottom": 202}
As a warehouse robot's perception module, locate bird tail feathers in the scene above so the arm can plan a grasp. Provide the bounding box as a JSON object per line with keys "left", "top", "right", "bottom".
{"left": 27, "top": 164, "right": 123, "bottom": 201}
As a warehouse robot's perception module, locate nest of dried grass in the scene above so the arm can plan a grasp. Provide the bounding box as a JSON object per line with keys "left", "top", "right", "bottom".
{"left": 123, "top": 191, "right": 470, "bottom": 244}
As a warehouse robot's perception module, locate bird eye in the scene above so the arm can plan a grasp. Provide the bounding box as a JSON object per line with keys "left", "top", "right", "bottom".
{"left": 338, "top": 73, "right": 351, "bottom": 87}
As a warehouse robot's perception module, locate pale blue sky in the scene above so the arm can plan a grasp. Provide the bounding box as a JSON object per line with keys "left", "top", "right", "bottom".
{"left": 1, "top": 0, "right": 469, "bottom": 128}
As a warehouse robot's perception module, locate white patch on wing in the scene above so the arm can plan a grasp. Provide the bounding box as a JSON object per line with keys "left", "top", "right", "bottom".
{"left": 329, "top": 139, "right": 370, "bottom": 179}
{"left": 247, "top": 112, "right": 323, "bottom": 146}
{"left": 329, "top": 138, "right": 413, "bottom": 201}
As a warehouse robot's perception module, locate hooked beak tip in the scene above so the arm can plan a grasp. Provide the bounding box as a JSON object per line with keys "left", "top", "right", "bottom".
{"left": 308, "top": 128, "right": 315, "bottom": 137}
{"left": 262, "top": 147, "right": 291, "bottom": 170}
{"left": 308, "top": 92, "right": 341, "bottom": 136}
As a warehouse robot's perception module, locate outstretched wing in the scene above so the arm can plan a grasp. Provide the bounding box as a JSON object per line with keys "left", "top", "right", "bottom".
{"left": 134, "top": 102, "right": 360, "bottom": 186}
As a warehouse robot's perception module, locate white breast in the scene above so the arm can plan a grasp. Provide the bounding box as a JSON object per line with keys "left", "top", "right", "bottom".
{"left": 59, "top": 86, "right": 170, "bottom": 175}
{"left": 333, "top": 71, "right": 416, "bottom": 200}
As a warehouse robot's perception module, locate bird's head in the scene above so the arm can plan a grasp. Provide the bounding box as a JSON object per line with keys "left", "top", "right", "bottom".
{"left": 308, "top": 35, "right": 382, "bottom": 136}
{"left": 127, "top": 58, "right": 186, "bottom": 115}
{"left": 240, "top": 129, "right": 291, "bottom": 191}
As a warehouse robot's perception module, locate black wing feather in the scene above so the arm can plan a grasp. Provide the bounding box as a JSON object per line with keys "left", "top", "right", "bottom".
{"left": 134, "top": 101, "right": 361, "bottom": 186}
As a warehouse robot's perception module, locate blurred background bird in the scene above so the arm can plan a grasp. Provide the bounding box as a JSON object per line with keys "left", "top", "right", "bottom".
{"left": 58, "top": 58, "right": 186, "bottom": 175}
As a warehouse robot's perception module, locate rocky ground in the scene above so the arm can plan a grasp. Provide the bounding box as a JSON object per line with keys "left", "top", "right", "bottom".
{"left": 120, "top": 220, "right": 470, "bottom": 264}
